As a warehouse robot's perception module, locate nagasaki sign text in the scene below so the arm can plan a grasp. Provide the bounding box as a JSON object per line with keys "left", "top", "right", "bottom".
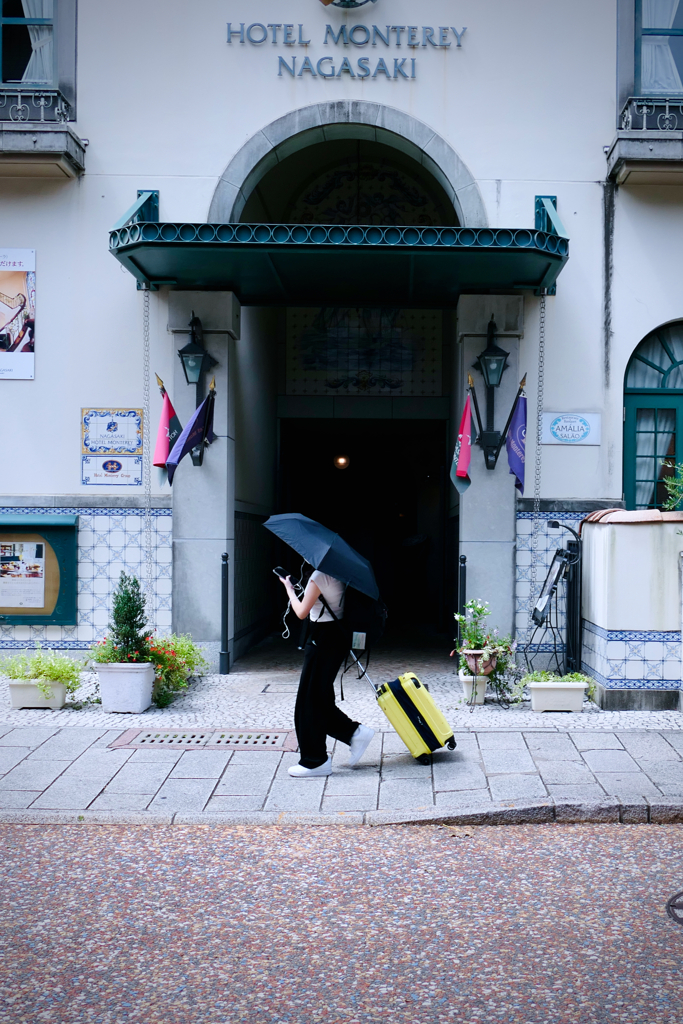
{"left": 542, "top": 413, "right": 601, "bottom": 446}
{"left": 227, "top": 20, "right": 467, "bottom": 79}
{"left": 81, "top": 408, "right": 144, "bottom": 486}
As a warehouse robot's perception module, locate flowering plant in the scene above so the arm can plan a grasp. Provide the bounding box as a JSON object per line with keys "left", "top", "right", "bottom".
{"left": 90, "top": 632, "right": 207, "bottom": 707}
{"left": 452, "top": 599, "right": 517, "bottom": 692}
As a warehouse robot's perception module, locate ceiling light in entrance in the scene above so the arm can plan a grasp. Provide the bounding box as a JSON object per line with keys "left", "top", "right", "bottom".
{"left": 334, "top": 455, "right": 351, "bottom": 470}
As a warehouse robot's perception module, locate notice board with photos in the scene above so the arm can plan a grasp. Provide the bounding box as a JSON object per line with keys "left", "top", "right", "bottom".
{"left": 0, "top": 515, "right": 78, "bottom": 625}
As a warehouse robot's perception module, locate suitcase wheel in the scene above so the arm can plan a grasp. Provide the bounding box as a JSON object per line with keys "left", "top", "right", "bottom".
{"left": 417, "top": 754, "right": 431, "bottom": 766}
{"left": 447, "top": 738, "right": 457, "bottom": 751}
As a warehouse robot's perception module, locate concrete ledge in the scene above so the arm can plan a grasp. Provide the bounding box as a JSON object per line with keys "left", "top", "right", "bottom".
{"left": 365, "top": 802, "right": 555, "bottom": 827}
{"left": 554, "top": 798, "right": 620, "bottom": 823}
{"left": 0, "top": 810, "right": 174, "bottom": 825}
{"left": 593, "top": 682, "right": 681, "bottom": 712}
{"left": 1, "top": 799, "right": 678, "bottom": 827}
{"left": 648, "top": 799, "right": 683, "bottom": 824}
{"left": 175, "top": 811, "right": 365, "bottom": 826}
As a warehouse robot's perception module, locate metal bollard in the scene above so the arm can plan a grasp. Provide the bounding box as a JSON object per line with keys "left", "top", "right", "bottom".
{"left": 458, "top": 554, "right": 467, "bottom": 646}
{"left": 219, "top": 552, "right": 230, "bottom": 675}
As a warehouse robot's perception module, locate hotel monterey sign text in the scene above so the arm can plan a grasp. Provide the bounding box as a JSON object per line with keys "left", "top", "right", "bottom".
{"left": 227, "top": 14, "right": 467, "bottom": 79}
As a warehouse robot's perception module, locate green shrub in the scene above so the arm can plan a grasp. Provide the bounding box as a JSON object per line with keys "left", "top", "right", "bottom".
{"left": 0, "top": 646, "right": 83, "bottom": 700}
{"left": 106, "top": 572, "right": 152, "bottom": 663}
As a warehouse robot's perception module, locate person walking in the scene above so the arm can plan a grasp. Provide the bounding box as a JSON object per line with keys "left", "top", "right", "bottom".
{"left": 279, "top": 567, "right": 375, "bottom": 778}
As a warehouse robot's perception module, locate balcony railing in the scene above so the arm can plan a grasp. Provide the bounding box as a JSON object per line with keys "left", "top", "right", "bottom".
{"left": 620, "top": 96, "right": 683, "bottom": 132}
{"left": 0, "top": 87, "right": 71, "bottom": 123}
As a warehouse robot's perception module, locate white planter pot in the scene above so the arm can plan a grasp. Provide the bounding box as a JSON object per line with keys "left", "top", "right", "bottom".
{"left": 459, "top": 670, "right": 487, "bottom": 705}
{"left": 96, "top": 663, "right": 155, "bottom": 713}
{"left": 9, "top": 680, "right": 67, "bottom": 710}
{"left": 528, "top": 680, "right": 586, "bottom": 713}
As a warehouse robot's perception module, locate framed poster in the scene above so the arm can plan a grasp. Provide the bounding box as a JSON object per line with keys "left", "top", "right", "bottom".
{"left": 0, "top": 516, "right": 77, "bottom": 625}
{"left": 81, "top": 408, "right": 143, "bottom": 487}
{"left": 0, "top": 540, "right": 46, "bottom": 609}
{"left": 0, "top": 249, "right": 35, "bottom": 381}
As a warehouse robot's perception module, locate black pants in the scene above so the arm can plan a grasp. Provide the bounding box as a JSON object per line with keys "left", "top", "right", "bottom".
{"left": 295, "top": 622, "right": 359, "bottom": 768}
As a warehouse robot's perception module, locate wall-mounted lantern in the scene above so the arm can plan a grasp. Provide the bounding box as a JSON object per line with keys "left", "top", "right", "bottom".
{"left": 177, "top": 312, "right": 217, "bottom": 398}
{"left": 177, "top": 311, "right": 218, "bottom": 466}
{"left": 469, "top": 316, "right": 525, "bottom": 471}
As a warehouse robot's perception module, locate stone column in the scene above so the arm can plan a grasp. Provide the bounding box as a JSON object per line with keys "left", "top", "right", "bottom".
{"left": 168, "top": 291, "right": 240, "bottom": 668}
{"left": 455, "top": 296, "right": 525, "bottom": 636}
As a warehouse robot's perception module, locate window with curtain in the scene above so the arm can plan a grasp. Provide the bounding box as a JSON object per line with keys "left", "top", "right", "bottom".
{"left": 637, "top": 0, "right": 683, "bottom": 94}
{"left": 624, "top": 321, "right": 683, "bottom": 509}
{"left": 0, "top": 0, "right": 54, "bottom": 86}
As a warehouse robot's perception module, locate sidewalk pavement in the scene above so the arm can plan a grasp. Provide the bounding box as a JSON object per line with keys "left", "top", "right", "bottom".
{"left": 1, "top": 723, "right": 683, "bottom": 827}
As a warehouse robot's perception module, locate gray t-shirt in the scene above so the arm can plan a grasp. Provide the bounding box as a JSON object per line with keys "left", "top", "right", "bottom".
{"left": 309, "top": 571, "right": 345, "bottom": 623}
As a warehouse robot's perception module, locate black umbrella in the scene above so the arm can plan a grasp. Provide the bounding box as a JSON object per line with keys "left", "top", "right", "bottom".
{"left": 263, "top": 513, "right": 379, "bottom": 599}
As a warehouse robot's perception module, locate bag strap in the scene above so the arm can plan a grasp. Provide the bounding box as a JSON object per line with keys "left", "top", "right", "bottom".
{"left": 317, "top": 590, "right": 347, "bottom": 701}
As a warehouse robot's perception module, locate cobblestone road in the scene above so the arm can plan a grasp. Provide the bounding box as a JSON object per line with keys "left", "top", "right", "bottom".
{"left": 1, "top": 822, "right": 681, "bottom": 1024}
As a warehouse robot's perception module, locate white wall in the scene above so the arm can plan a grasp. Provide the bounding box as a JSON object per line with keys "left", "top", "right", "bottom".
{"left": 0, "top": 0, "right": 658, "bottom": 523}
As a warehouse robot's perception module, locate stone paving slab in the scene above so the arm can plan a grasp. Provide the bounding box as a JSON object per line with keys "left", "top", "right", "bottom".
{"left": 0, "top": 630, "right": 682, "bottom": 734}
{"left": 0, "top": 722, "right": 682, "bottom": 825}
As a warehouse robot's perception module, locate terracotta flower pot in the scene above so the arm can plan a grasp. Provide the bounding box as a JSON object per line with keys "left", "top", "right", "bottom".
{"left": 462, "top": 651, "right": 498, "bottom": 676}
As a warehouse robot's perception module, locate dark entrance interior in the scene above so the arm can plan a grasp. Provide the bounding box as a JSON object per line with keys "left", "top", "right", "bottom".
{"left": 279, "top": 419, "right": 449, "bottom": 630}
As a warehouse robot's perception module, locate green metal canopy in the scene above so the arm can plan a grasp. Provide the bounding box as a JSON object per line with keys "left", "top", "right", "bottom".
{"left": 109, "top": 213, "right": 569, "bottom": 306}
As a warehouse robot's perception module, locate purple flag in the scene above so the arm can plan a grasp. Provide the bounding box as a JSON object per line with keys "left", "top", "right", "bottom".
{"left": 167, "top": 391, "right": 216, "bottom": 485}
{"left": 506, "top": 395, "right": 526, "bottom": 493}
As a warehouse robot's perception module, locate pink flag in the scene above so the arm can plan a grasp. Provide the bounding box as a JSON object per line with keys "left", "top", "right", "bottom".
{"left": 450, "top": 395, "right": 473, "bottom": 495}
{"left": 154, "top": 391, "right": 182, "bottom": 468}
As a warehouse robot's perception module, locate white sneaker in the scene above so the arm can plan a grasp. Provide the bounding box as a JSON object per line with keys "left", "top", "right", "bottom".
{"left": 288, "top": 757, "right": 332, "bottom": 779}
{"left": 348, "top": 724, "right": 375, "bottom": 767}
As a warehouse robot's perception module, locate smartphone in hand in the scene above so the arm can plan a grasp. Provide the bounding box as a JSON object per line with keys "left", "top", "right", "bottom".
{"left": 273, "top": 566, "right": 288, "bottom": 579}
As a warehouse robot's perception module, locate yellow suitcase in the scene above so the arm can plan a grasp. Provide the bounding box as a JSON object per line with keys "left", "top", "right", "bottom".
{"left": 376, "top": 672, "right": 456, "bottom": 765}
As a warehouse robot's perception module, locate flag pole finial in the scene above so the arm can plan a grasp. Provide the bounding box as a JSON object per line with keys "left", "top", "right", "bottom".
{"left": 519, "top": 374, "right": 527, "bottom": 389}
{"left": 155, "top": 373, "right": 165, "bottom": 391}
{"left": 209, "top": 376, "right": 216, "bottom": 392}
{"left": 467, "top": 372, "right": 474, "bottom": 388}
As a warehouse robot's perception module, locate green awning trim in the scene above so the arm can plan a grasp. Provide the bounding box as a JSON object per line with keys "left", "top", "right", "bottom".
{"left": 109, "top": 221, "right": 569, "bottom": 306}
{"left": 0, "top": 515, "right": 79, "bottom": 527}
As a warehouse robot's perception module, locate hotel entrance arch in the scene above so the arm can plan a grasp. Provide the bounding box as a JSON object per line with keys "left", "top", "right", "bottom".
{"left": 208, "top": 100, "right": 488, "bottom": 228}
{"left": 220, "top": 109, "right": 462, "bottom": 634}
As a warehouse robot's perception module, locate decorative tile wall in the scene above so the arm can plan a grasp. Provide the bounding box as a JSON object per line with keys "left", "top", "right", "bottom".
{"left": 515, "top": 511, "right": 586, "bottom": 651}
{"left": 0, "top": 508, "right": 172, "bottom": 650}
{"left": 581, "top": 620, "right": 681, "bottom": 691}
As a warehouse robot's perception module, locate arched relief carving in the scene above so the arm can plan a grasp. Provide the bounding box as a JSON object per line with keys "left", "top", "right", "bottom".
{"left": 208, "top": 101, "right": 488, "bottom": 228}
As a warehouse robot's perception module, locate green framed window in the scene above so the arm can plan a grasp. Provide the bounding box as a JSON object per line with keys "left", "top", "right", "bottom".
{"left": 1, "top": 1, "right": 54, "bottom": 86}
{"left": 636, "top": 0, "right": 683, "bottom": 95}
{"left": 624, "top": 321, "right": 683, "bottom": 509}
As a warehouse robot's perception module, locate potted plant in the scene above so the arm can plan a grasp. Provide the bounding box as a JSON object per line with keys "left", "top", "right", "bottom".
{"left": 1, "top": 646, "right": 83, "bottom": 710}
{"left": 89, "top": 572, "right": 155, "bottom": 713}
{"left": 521, "top": 670, "right": 593, "bottom": 713}
{"left": 452, "top": 599, "right": 517, "bottom": 705}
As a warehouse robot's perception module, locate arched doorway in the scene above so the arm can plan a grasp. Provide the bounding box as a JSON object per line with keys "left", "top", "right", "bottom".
{"left": 228, "top": 113, "right": 461, "bottom": 627}
{"left": 240, "top": 137, "right": 458, "bottom": 226}
{"left": 208, "top": 100, "right": 487, "bottom": 227}
{"left": 624, "top": 321, "right": 683, "bottom": 509}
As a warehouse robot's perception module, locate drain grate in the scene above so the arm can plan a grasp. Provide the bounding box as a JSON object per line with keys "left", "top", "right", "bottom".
{"left": 666, "top": 892, "right": 683, "bottom": 926}
{"left": 111, "top": 729, "right": 296, "bottom": 751}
